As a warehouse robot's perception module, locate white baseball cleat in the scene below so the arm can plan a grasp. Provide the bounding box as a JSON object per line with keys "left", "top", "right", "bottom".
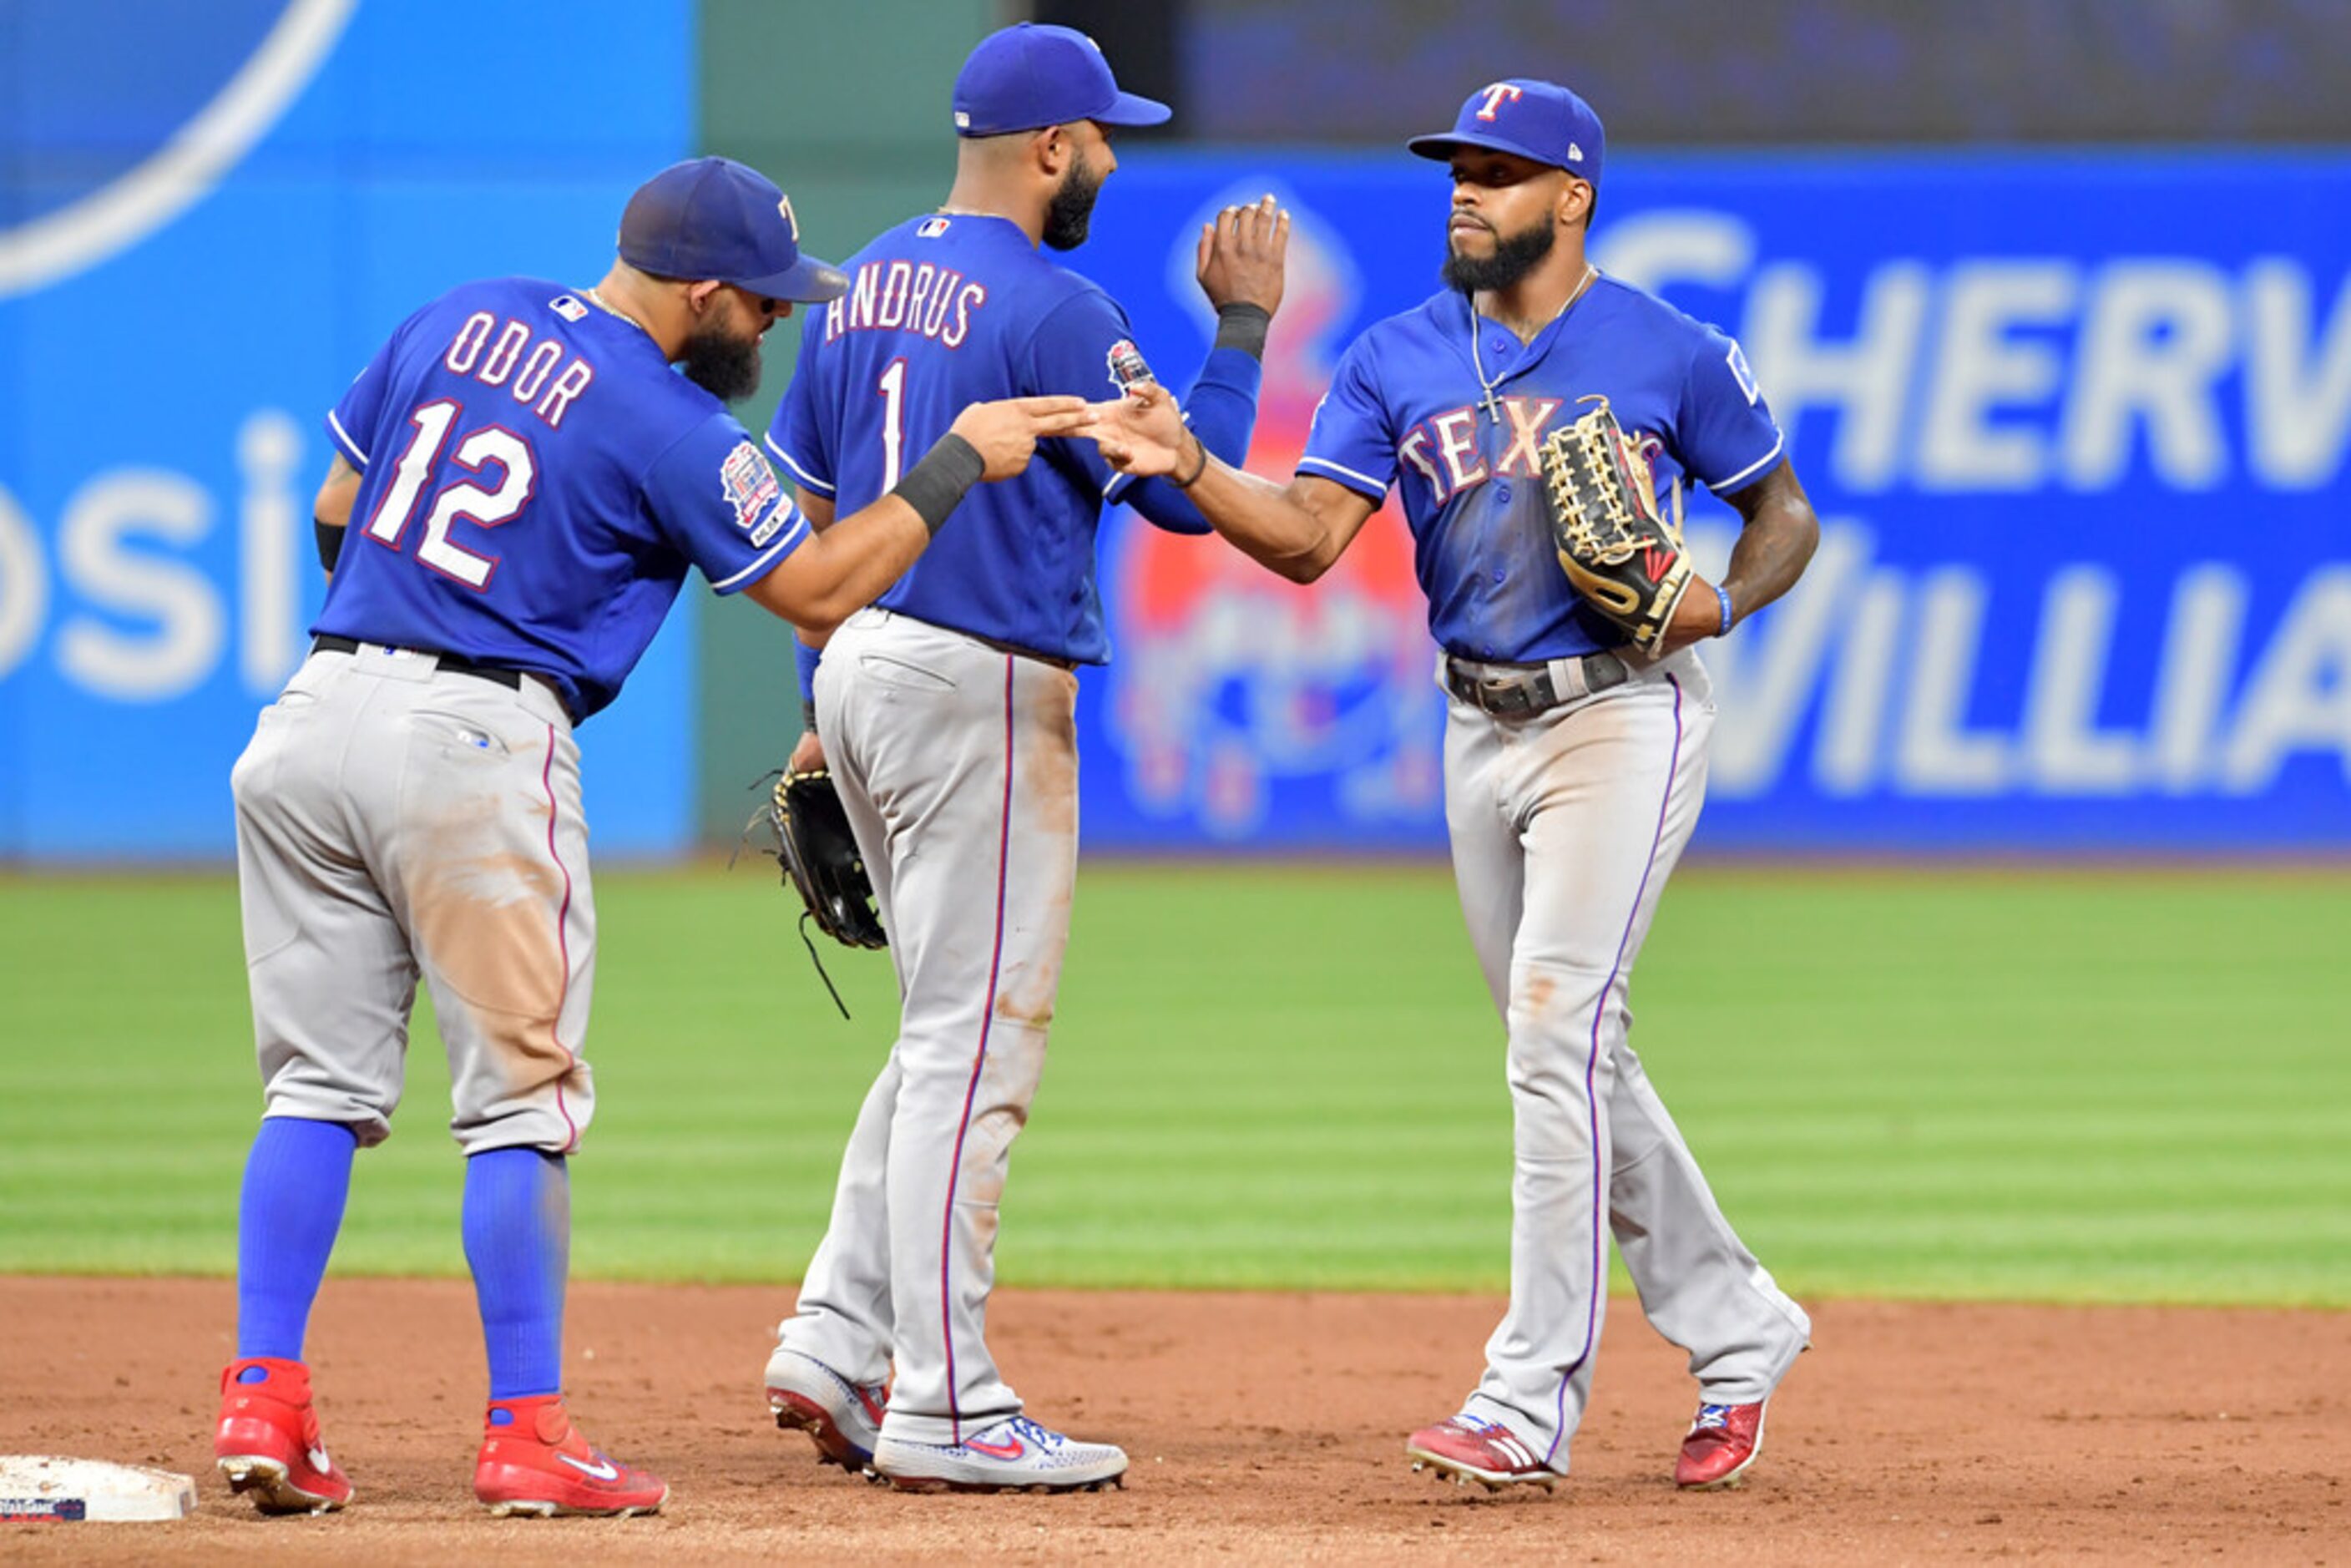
{"left": 872, "top": 1414, "right": 1127, "bottom": 1493}
{"left": 765, "top": 1346, "right": 887, "bottom": 1472}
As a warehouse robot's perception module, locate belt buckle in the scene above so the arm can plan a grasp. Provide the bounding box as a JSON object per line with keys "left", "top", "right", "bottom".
{"left": 1474, "top": 673, "right": 1531, "bottom": 716}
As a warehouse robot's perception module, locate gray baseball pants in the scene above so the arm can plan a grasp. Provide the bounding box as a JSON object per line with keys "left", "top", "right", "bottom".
{"left": 1443, "top": 647, "right": 1810, "bottom": 1469}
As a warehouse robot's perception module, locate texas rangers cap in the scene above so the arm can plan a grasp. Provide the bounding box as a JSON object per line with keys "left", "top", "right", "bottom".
{"left": 618, "top": 156, "right": 848, "bottom": 302}
{"left": 1408, "top": 79, "right": 1606, "bottom": 189}
{"left": 952, "top": 23, "right": 1172, "bottom": 137}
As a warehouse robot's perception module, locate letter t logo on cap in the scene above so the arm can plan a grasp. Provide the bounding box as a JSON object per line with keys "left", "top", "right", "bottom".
{"left": 777, "top": 195, "right": 798, "bottom": 243}
{"left": 1475, "top": 83, "right": 1524, "bottom": 121}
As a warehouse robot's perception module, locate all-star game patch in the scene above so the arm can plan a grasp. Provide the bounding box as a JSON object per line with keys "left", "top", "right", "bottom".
{"left": 1105, "top": 338, "right": 1156, "bottom": 392}
{"left": 719, "top": 441, "right": 783, "bottom": 532}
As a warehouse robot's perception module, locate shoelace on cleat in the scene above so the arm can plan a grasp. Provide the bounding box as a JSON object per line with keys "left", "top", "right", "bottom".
{"left": 997, "top": 1416, "right": 1066, "bottom": 1452}
{"left": 1691, "top": 1404, "right": 1735, "bottom": 1431}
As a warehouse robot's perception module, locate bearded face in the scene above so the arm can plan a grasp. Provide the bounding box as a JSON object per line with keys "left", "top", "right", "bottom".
{"left": 1441, "top": 209, "right": 1557, "bottom": 295}
{"left": 678, "top": 297, "right": 764, "bottom": 402}
{"left": 1042, "top": 144, "right": 1105, "bottom": 252}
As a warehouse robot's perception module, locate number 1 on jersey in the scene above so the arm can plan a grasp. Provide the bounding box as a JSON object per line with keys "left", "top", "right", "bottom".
{"left": 877, "top": 358, "right": 908, "bottom": 490}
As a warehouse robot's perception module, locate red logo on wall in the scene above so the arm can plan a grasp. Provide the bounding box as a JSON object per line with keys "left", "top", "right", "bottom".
{"left": 1106, "top": 193, "right": 1441, "bottom": 838}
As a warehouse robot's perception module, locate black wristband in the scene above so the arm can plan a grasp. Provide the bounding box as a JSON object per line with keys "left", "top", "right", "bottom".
{"left": 891, "top": 432, "right": 986, "bottom": 536}
{"left": 1212, "top": 301, "right": 1272, "bottom": 360}
{"left": 1171, "top": 432, "right": 1211, "bottom": 489}
{"left": 314, "top": 518, "right": 343, "bottom": 571}
{"left": 801, "top": 697, "right": 820, "bottom": 734}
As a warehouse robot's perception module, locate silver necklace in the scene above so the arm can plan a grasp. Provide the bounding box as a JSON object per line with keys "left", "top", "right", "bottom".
{"left": 1469, "top": 263, "right": 1597, "bottom": 424}
{"left": 582, "top": 286, "right": 653, "bottom": 338}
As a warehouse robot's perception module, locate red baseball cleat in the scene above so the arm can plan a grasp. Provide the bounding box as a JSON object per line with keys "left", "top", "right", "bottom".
{"left": 1676, "top": 1400, "right": 1767, "bottom": 1489}
{"left": 473, "top": 1395, "right": 668, "bottom": 1518}
{"left": 214, "top": 1356, "right": 354, "bottom": 1515}
{"left": 1405, "top": 1414, "right": 1563, "bottom": 1492}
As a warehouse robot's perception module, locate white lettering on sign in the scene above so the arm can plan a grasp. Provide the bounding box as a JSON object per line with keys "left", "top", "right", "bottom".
{"left": 2060, "top": 261, "right": 2233, "bottom": 490}
{"left": 1701, "top": 521, "right": 2351, "bottom": 800}
{"left": 1, "top": 409, "right": 314, "bottom": 703}
{"left": 1916, "top": 262, "right": 2079, "bottom": 493}
{"left": 57, "top": 471, "right": 223, "bottom": 701}
{"left": 238, "top": 411, "right": 303, "bottom": 690}
{"left": 0, "top": 486, "right": 47, "bottom": 680}
{"left": 1597, "top": 211, "right": 2351, "bottom": 493}
{"left": 2244, "top": 259, "right": 2351, "bottom": 489}
{"left": 2221, "top": 568, "right": 2351, "bottom": 792}
{"left": 1742, "top": 260, "right": 1929, "bottom": 493}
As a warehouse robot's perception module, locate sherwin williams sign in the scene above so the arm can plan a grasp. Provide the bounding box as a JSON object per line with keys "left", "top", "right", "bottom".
{"left": 1069, "top": 153, "right": 2350, "bottom": 851}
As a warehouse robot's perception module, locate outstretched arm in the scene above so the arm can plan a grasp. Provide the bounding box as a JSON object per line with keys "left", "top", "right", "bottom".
{"left": 1090, "top": 382, "right": 1379, "bottom": 584}
{"left": 743, "top": 396, "right": 1090, "bottom": 633}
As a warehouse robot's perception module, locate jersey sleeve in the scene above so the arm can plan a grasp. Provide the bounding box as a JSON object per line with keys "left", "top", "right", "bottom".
{"left": 645, "top": 413, "right": 812, "bottom": 595}
{"left": 1675, "top": 328, "right": 1785, "bottom": 496}
{"left": 1296, "top": 336, "right": 1396, "bottom": 501}
{"left": 765, "top": 313, "right": 837, "bottom": 498}
{"left": 325, "top": 333, "right": 399, "bottom": 469}
{"left": 1023, "top": 286, "right": 1155, "bottom": 503}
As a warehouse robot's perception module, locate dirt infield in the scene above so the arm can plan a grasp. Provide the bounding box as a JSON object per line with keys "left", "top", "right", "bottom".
{"left": 1, "top": 1278, "right": 2340, "bottom": 1563}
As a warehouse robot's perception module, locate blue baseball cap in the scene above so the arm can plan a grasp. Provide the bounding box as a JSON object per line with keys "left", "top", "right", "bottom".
{"left": 952, "top": 23, "right": 1171, "bottom": 137}
{"left": 618, "top": 156, "right": 847, "bottom": 302}
{"left": 1408, "top": 80, "right": 1605, "bottom": 189}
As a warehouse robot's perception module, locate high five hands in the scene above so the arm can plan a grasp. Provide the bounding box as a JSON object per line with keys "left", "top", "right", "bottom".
{"left": 1088, "top": 193, "right": 1290, "bottom": 478}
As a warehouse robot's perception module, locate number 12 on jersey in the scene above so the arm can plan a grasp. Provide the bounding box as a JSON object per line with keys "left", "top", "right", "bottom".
{"left": 362, "top": 397, "right": 538, "bottom": 590}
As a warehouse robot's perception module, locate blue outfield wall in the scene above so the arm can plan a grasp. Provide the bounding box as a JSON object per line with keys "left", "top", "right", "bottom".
{"left": 1067, "top": 151, "right": 2351, "bottom": 852}
{"left": 3, "top": 25, "right": 2344, "bottom": 862}
{"left": 0, "top": 0, "right": 694, "bottom": 859}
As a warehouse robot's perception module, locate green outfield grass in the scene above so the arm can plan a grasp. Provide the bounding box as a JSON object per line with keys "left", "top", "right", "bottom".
{"left": 2, "top": 862, "right": 2345, "bottom": 1306}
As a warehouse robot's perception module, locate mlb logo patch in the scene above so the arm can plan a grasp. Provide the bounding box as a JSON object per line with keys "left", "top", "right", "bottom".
{"left": 719, "top": 441, "right": 782, "bottom": 532}
{"left": 549, "top": 295, "right": 589, "bottom": 322}
{"left": 918, "top": 216, "right": 951, "bottom": 239}
{"left": 749, "top": 502, "right": 792, "bottom": 548}
{"left": 1105, "top": 338, "right": 1155, "bottom": 392}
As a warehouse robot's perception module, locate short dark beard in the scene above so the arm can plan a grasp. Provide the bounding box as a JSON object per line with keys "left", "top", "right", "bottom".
{"left": 678, "top": 319, "right": 761, "bottom": 402}
{"left": 1442, "top": 215, "right": 1556, "bottom": 295}
{"left": 1043, "top": 148, "right": 1104, "bottom": 252}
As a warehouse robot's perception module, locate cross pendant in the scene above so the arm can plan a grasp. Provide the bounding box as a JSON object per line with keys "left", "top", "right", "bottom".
{"left": 1476, "top": 385, "right": 1506, "bottom": 425}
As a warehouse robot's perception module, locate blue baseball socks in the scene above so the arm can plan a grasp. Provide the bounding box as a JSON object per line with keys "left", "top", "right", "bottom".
{"left": 234, "top": 1116, "right": 359, "bottom": 1368}
{"left": 463, "top": 1146, "right": 570, "bottom": 1403}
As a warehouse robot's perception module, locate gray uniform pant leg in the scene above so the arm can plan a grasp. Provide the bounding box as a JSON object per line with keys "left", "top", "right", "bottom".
{"left": 1444, "top": 651, "right": 1802, "bottom": 1465}
{"left": 234, "top": 658, "right": 422, "bottom": 1147}
{"left": 234, "top": 649, "right": 595, "bottom": 1155}
{"left": 779, "top": 610, "right": 1080, "bottom": 1445}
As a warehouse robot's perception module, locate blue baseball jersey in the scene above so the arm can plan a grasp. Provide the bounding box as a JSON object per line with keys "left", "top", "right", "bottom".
{"left": 319, "top": 276, "right": 809, "bottom": 720}
{"left": 1300, "top": 276, "right": 1783, "bottom": 664}
{"left": 767, "top": 213, "right": 1170, "bottom": 665}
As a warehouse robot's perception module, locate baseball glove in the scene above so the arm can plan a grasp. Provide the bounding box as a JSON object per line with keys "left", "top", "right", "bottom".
{"left": 771, "top": 769, "right": 887, "bottom": 951}
{"left": 1538, "top": 394, "right": 1694, "bottom": 655}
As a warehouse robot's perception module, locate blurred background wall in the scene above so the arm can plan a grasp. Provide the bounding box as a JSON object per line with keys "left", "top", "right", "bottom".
{"left": 3, "top": 0, "right": 2344, "bottom": 859}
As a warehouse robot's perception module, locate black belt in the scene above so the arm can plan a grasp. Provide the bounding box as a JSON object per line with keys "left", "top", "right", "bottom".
{"left": 1443, "top": 650, "right": 1630, "bottom": 717}
{"left": 312, "top": 635, "right": 528, "bottom": 695}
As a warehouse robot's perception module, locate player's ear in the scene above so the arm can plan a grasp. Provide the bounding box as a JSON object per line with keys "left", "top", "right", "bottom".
{"left": 1560, "top": 176, "right": 1594, "bottom": 231}
{"left": 1035, "top": 124, "right": 1069, "bottom": 179}
{"left": 685, "top": 279, "right": 724, "bottom": 316}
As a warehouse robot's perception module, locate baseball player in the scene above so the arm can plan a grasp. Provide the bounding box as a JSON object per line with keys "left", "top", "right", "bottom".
{"left": 756, "top": 23, "right": 1286, "bottom": 1493}
{"left": 211, "top": 155, "right": 1087, "bottom": 1519}
{"left": 1088, "top": 81, "right": 1818, "bottom": 1493}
